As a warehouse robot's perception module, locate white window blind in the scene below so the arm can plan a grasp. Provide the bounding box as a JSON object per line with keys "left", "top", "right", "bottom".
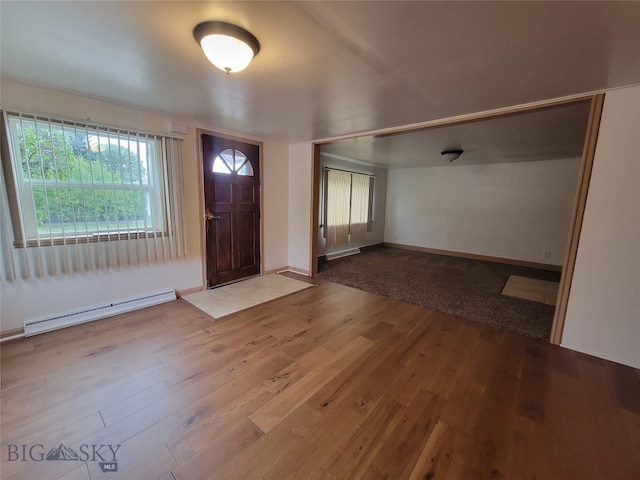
{"left": 0, "top": 111, "right": 186, "bottom": 280}
{"left": 349, "top": 173, "right": 371, "bottom": 243}
{"left": 323, "top": 168, "right": 374, "bottom": 247}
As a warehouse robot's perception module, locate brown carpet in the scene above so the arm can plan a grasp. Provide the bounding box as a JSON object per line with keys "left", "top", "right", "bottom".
{"left": 315, "top": 246, "right": 561, "bottom": 340}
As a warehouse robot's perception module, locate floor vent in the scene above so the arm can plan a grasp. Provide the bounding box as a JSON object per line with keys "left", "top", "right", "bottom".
{"left": 326, "top": 248, "right": 361, "bottom": 261}
{"left": 23, "top": 290, "right": 176, "bottom": 336}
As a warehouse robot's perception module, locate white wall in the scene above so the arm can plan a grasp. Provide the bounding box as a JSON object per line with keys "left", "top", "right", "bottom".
{"left": 562, "top": 86, "right": 640, "bottom": 368}
{"left": 0, "top": 79, "right": 290, "bottom": 331}
{"left": 287, "top": 142, "right": 313, "bottom": 274}
{"left": 384, "top": 158, "right": 581, "bottom": 265}
{"left": 262, "top": 140, "right": 290, "bottom": 272}
{"left": 1, "top": 261, "right": 201, "bottom": 328}
{"left": 318, "top": 154, "right": 387, "bottom": 256}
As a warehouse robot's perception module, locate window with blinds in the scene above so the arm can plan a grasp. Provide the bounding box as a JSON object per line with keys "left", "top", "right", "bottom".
{"left": 0, "top": 111, "right": 186, "bottom": 280}
{"left": 323, "top": 168, "right": 374, "bottom": 247}
{"left": 4, "top": 112, "right": 168, "bottom": 245}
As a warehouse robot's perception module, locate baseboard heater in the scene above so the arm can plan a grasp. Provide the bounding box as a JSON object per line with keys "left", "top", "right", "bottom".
{"left": 326, "top": 248, "right": 361, "bottom": 261}
{"left": 23, "top": 290, "right": 176, "bottom": 337}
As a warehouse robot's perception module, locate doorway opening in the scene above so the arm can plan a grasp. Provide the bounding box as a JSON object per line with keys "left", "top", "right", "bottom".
{"left": 311, "top": 95, "right": 604, "bottom": 343}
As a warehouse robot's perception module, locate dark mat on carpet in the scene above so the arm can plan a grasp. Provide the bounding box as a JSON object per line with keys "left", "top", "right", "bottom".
{"left": 315, "top": 246, "right": 561, "bottom": 339}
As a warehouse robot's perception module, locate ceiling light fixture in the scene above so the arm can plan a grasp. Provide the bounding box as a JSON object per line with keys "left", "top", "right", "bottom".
{"left": 193, "top": 21, "right": 260, "bottom": 73}
{"left": 441, "top": 149, "right": 464, "bottom": 162}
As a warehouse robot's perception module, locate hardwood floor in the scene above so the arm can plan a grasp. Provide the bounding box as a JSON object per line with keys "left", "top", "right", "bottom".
{"left": 1, "top": 275, "right": 639, "bottom": 480}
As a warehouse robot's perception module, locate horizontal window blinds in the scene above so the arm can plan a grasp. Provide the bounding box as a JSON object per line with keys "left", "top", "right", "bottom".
{"left": 0, "top": 111, "right": 186, "bottom": 281}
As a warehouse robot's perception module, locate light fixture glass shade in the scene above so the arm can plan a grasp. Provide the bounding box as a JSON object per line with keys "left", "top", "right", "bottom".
{"left": 441, "top": 149, "right": 464, "bottom": 162}
{"left": 200, "top": 34, "right": 254, "bottom": 72}
{"left": 194, "top": 21, "right": 260, "bottom": 74}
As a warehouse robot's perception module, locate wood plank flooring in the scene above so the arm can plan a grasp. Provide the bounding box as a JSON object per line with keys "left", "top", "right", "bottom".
{"left": 1, "top": 275, "right": 639, "bottom": 480}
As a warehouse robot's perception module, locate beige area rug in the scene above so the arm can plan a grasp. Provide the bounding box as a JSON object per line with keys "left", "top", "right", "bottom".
{"left": 182, "top": 274, "right": 314, "bottom": 319}
{"left": 502, "top": 275, "right": 559, "bottom": 306}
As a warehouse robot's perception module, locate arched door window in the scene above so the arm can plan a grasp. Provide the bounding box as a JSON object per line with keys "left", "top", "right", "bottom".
{"left": 212, "top": 148, "right": 254, "bottom": 176}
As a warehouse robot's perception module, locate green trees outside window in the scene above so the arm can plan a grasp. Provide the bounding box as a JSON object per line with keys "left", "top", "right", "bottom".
{"left": 6, "top": 115, "right": 162, "bottom": 239}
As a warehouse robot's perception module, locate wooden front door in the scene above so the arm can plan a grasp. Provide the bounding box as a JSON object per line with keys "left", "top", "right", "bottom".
{"left": 201, "top": 134, "right": 260, "bottom": 287}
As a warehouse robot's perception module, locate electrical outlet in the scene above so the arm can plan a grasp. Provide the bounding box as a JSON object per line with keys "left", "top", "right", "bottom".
{"left": 544, "top": 250, "right": 552, "bottom": 259}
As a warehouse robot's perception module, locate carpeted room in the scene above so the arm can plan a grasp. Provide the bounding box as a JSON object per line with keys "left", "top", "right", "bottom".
{"left": 316, "top": 246, "right": 560, "bottom": 339}
{"left": 316, "top": 102, "right": 590, "bottom": 340}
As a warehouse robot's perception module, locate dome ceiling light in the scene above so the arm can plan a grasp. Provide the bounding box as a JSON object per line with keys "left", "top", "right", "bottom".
{"left": 193, "top": 21, "right": 260, "bottom": 73}
{"left": 441, "top": 149, "right": 464, "bottom": 162}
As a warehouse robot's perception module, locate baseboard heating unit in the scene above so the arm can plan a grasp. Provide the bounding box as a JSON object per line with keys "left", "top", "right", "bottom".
{"left": 326, "top": 248, "right": 361, "bottom": 261}
{"left": 23, "top": 290, "right": 176, "bottom": 336}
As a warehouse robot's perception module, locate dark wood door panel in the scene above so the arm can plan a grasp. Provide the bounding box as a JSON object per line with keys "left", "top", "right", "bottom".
{"left": 202, "top": 134, "right": 260, "bottom": 287}
{"left": 238, "top": 183, "right": 255, "bottom": 204}
{"left": 214, "top": 181, "right": 232, "bottom": 203}
{"left": 214, "top": 213, "right": 232, "bottom": 273}
{"left": 239, "top": 211, "right": 256, "bottom": 267}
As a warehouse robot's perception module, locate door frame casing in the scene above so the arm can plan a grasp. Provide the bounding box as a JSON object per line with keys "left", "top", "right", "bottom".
{"left": 310, "top": 94, "right": 604, "bottom": 344}
{"left": 196, "top": 128, "right": 264, "bottom": 289}
{"left": 550, "top": 94, "right": 604, "bottom": 343}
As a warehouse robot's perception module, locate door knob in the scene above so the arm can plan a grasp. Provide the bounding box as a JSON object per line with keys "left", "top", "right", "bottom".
{"left": 206, "top": 211, "right": 221, "bottom": 220}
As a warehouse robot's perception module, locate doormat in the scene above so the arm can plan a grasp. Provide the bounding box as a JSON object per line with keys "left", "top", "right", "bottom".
{"left": 501, "top": 275, "right": 559, "bottom": 306}
{"left": 182, "top": 274, "right": 314, "bottom": 319}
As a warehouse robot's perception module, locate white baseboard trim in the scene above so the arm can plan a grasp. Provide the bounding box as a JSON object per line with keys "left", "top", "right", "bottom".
{"left": 176, "top": 286, "right": 203, "bottom": 297}
{"left": 263, "top": 266, "right": 288, "bottom": 276}
{"left": 0, "top": 328, "right": 25, "bottom": 343}
{"left": 274, "top": 266, "right": 311, "bottom": 277}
